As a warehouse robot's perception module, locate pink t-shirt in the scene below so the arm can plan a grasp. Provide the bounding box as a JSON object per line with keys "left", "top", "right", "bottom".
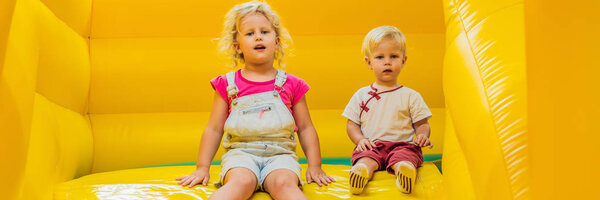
{"left": 210, "top": 69, "right": 310, "bottom": 116}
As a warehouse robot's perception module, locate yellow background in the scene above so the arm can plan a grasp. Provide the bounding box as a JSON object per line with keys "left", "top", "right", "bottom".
{"left": 2, "top": 0, "right": 599, "bottom": 199}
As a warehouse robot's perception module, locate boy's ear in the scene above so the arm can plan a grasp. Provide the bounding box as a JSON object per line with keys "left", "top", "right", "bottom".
{"left": 364, "top": 56, "right": 372, "bottom": 69}
{"left": 403, "top": 55, "right": 408, "bottom": 64}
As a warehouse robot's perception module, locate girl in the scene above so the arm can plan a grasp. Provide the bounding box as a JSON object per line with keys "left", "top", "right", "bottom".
{"left": 176, "top": 1, "right": 334, "bottom": 199}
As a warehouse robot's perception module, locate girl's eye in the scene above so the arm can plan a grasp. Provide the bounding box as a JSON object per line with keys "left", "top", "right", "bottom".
{"left": 246, "top": 32, "right": 254, "bottom": 36}
{"left": 261, "top": 30, "right": 269, "bottom": 34}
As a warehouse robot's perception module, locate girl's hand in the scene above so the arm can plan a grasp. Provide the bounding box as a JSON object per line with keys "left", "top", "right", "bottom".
{"left": 356, "top": 138, "right": 376, "bottom": 152}
{"left": 176, "top": 166, "right": 210, "bottom": 187}
{"left": 306, "top": 166, "right": 335, "bottom": 186}
{"left": 414, "top": 134, "right": 433, "bottom": 149}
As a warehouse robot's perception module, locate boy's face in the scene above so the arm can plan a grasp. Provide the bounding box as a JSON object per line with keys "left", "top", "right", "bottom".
{"left": 365, "top": 39, "right": 407, "bottom": 85}
{"left": 235, "top": 13, "right": 279, "bottom": 66}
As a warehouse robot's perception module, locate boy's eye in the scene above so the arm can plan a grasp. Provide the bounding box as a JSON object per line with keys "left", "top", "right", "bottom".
{"left": 391, "top": 55, "right": 399, "bottom": 58}
{"left": 376, "top": 56, "right": 384, "bottom": 59}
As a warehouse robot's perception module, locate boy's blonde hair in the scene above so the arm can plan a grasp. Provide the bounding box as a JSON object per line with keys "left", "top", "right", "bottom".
{"left": 218, "top": 0, "right": 292, "bottom": 68}
{"left": 361, "top": 26, "right": 406, "bottom": 58}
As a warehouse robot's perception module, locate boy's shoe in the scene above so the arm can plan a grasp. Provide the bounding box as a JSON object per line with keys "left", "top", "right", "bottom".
{"left": 349, "top": 163, "right": 370, "bottom": 194}
{"left": 396, "top": 161, "right": 416, "bottom": 194}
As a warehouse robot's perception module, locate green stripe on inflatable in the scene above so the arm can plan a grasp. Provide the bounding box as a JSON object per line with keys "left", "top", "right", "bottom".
{"left": 138, "top": 154, "right": 442, "bottom": 169}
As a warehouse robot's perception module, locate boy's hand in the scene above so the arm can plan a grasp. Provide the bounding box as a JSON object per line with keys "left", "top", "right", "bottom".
{"left": 176, "top": 166, "right": 210, "bottom": 187}
{"left": 356, "top": 138, "right": 376, "bottom": 152}
{"left": 306, "top": 166, "right": 336, "bottom": 186}
{"left": 414, "top": 134, "right": 433, "bottom": 149}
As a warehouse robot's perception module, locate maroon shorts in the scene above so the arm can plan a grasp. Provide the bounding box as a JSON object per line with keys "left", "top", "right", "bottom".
{"left": 351, "top": 141, "right": 423, "bottom": 174}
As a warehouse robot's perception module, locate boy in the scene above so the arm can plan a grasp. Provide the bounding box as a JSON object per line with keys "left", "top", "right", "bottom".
{"left": 343, "top": 26, "right": 433, "bottom": 194}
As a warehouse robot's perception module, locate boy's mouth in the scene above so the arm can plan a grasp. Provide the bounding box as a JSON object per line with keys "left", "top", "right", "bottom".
{"left": 383, "top": 69, "right": 393, "bottom": 73}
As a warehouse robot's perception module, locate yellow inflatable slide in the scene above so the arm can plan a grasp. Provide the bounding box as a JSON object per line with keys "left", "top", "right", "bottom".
{"left": 1, "top": 0, "right": 598, "bottom": 199}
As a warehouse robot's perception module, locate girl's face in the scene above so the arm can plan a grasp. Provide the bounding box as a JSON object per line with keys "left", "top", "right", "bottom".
{"left": 235, "top": 13, "right": 279, "bottom": 67}
{"left": 365, "top": 38, "right": 407, "bottom": 85}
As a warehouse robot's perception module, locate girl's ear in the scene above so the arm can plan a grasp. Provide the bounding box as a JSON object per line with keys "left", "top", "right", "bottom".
{"left": 234, "top": 42, "right": 242, "bottom": 54}
{"left": 276, "top": 37, "right": 280, "bottom": 46}
{"left": 364, "top": 56, "right": 373, "bottom": 69}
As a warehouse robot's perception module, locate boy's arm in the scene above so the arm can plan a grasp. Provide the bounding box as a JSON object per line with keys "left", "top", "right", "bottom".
{"left": 343, "top": 90, "right": 374, "bottom": 150}
{"left": 292, "top": 96, "right": 335, "bottom": 186}
{"left": 347, "top": 119, "right": 376, "bottom": 151}
{"left": 347, "top": 120, "right": 365, "bottom": 145}
{"left": 413, "top": 118, "right": 432, "bottom": 148}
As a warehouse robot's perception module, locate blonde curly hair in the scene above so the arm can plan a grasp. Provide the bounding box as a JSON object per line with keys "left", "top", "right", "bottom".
{"left": 217, "top": 0, "right": 292, "bottom": 68}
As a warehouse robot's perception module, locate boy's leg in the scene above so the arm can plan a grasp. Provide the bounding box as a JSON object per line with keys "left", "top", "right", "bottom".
{"left": 353, "top": 157, "right": 379, "bottom": 179}
{"left": 349, "top": 157, "right": 379, "bottom": 194}
{"left": 386, "top": 142, "right": 423, "bottom": 194}
{"left": 210, "top": 167, "right": 258, "bottom": 200}
{"left": 392, "top": 161, "right": 417, "bottom": 194}
{"left": 349, "top": 141, "right": 389, "bottom": 195}
{"left": 263, "top": 169, "right": 306, "bottom": 200}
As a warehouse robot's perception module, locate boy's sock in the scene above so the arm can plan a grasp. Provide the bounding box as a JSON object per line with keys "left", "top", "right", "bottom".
{"left": 395, "top": 161, "right": 416, "bottom": 194}
{"left": 349, "top": 163, "right": 370, "bottom": 194}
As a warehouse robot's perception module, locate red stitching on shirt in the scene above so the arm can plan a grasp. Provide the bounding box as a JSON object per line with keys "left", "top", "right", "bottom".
{"left": 360, "top": 101, "right": 370, "bottom": 112}
{"left": 368, "top": 90, "right": 381, "bottom": 100}
{"left": 358, "top": 84, "right": 404, "bottom": 118}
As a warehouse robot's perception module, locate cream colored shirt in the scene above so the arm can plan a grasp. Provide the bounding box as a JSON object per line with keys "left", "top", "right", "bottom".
{"left": 342, "top": 85, "right": 432, "bottom": 143}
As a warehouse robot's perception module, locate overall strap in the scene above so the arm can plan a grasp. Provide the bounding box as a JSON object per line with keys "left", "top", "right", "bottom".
{"left": 274, "top": 69, "right": 287, "bottom": 93}
{"left": 225, "top": 71, "right": 238, "bottom": 98}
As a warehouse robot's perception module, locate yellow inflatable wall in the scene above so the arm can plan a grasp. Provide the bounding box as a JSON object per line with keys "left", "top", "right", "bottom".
{"left": 525, "top": 0, "right": 600, "bottom": 199}
{"left": 1, "top": 0, "right": 599, "bottom": 199}
{"left": 443, "top": 0, "right": 529, "bottom": 199}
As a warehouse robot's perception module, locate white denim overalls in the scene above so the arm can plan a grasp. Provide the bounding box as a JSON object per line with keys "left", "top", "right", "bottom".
{"left": 218, "top": 70, "right": 302, "bottom": 189}
{"left": 222, "top": 69, "right": 297, "bottom": 156}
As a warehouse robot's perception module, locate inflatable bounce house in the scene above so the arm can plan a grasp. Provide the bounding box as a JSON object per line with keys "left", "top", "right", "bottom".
{"left": 1, "top": 0, "right": 598, "bottom": 199}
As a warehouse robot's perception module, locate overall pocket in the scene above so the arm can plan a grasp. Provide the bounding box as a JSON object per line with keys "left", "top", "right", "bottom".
{"left": 226, "top": 103, "right": 283, "bottom": 138}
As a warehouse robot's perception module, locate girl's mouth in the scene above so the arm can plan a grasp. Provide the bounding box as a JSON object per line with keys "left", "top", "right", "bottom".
{"left": 254, "top": 45, "right": 266, "bottom": 51}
